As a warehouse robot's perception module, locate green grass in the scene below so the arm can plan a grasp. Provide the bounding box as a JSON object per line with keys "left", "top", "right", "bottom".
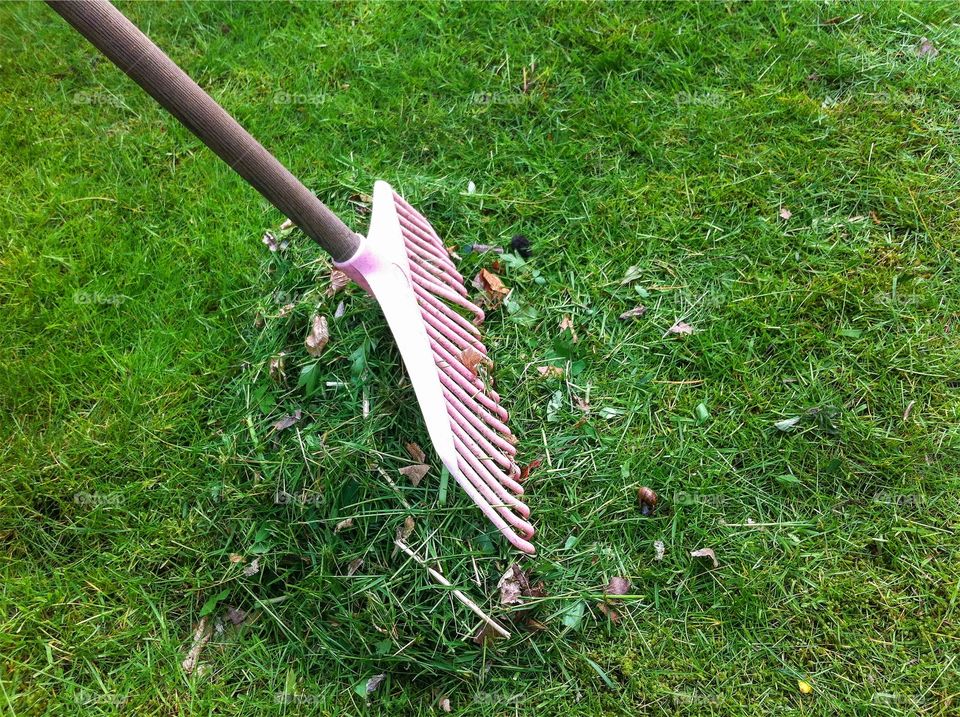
{"left": 2, "top": 0, "right": 960, "bottom": 714}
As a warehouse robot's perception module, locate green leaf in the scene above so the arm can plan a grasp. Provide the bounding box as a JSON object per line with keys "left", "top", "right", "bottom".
{"left": 561, "top": 600, "right": 586, "bottom": 630}
{"left": 695, "top": 402, "right": 710, "bottom": 424}
{"left": 776, "top": 473, "right": 801, "bottom": 485}
{"left": 547, "top": 389, "right": 563, "bottom": 422}
{"left": 199, "top": 588, "right": 229, "bottom": 617}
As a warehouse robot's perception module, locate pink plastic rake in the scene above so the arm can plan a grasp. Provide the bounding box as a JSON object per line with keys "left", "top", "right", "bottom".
{"left": 51, "top": 0, "right": 536, "bottom": 554}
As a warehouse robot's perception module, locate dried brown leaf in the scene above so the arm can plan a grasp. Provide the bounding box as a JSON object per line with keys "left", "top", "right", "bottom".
{"left": 224, "top": 605, "right": 247, "bottom": 626}
{"left": 536, "top": 365, "right": 564, "bottom": 379}
{"left": 404, "top": 442, "right": 426, "bottom": 463}
{"left": 439, "top": 697, "right": 452, "bottom": 712}
{"left": 334, "top": 518, "right": 354, "bottom": 534}
{"left": 518, "top": 458, "right": 542, "bottom": 482}
{"left": 597, "top": 601, "right": 621, "bottom": 623}
{"left": 277, "top": 303, "right": 295, "bottom": 318}
{"left": 619, "top": 305, "right": 647, "bottom": 320}
{"left": 326, "top": 270, "right": 351, "bottom": 298}
{"left": 472, "top": 621, "right": 500, "bottom": 645}
{"left": 917, "top": 37, "right": 938, "bottom": 58}
{"left": 272, "top": 409, "right": 302, "bottom": 432}
{"left": 347, "top": 558, "right": 363, "bottom": 576}
{"left": 497, "top": 563, "right": 545, "bottom": 606}
{"left": 399, "top": 463, "right": 430, "bottom": 487}
{"left": 690, "top": 547, "right": 718, "bottom": 568}
{"left": 268, "top": 353, "right": 286, "bottom": 381}
{"left": 460, "top": 347, "right": 492, "bottom": 377}
{"left": 242, "top": 557, "right": 261, "bottom": 577}
{"left": 305, "top": 315, "right": 329, "bottom": 356}
{"left": 559, "top": 315, "right": 577, "bottom": 342}
{"left": 365, "top": 673, "right": 386, "bottom": 694}
{"left": 396, "top": 515, "right": 415, "bottom": 542}
{"left": 497, "top": 565, "right": 524, "bottom": 605}
{"left": 605, "top": 576, "right": 631, "bottom": 597}
{"left": 228, "top": 553, "right": 245, "bottom": 564}
{"left": 472, "top": 268, "right": 510, "bottom": 309}
{"left": 279, "top": 218, "right": 295, "bottom": 231}
{"left": 667, "top": 320, "right": 694, "bottom": 336}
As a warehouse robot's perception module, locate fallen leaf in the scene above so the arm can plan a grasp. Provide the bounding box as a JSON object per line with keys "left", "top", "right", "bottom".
{"left": 497, "top": 565, "right": 524, "bottom": 605}
{"left": 667, "top": 320, "right": 694, "bottom": 336}
{"left": 445, "top": 244, "right": 461, "bottom": 259}
{"left": 461, "top": 347, "right": 492, "bottom": 377}
{"left": 518, "top": 458, "right": 542, "bottom": 481}
{"left": 605, "top": 576, "right": 631, "bottom": 597}
{"left": 547, "top": 389, "right": 563, "bottom": 422}
{"left": 347, "top": 558, "right": 363, "bottom": 576}
{"left": 596, "top": 602, "right": 620, "bottom": 623}
{"left": 181, "top": 616, "right": 212, "bottom": 675}
{"left": 279, "top": 218, "right": 294, "bottom": 231}
{"left": 224, "top": 605, "right": 247, "bottom": 626}
{"left": 277, "top": 303, "right": 295, "bottom": 318}
{"left": 470, "top": 243, "right": 503, "bottom": 254}
{"left": 560, "top": 600, "right": 586, "bottom": 630}
{"left": 243, "top": 557, "right": 261, "bottom": 577}
{"left": 326, "top": 270, "right": 351, "bottom": 298}
{"left": 268, "top": 353, "right": 286, "bottom": 381}
{"left": 439, "top": 697, "right": 452, "bottom": 712}
{"left": 262, "top": 231, "right": 280, "bottom": 252}
{"left": 467, "top": 180, "right": 477, "bottom": 194}
{"left": 334, "top": 518, "right": 354, "bottom": 534}
{"left": 228, "top": 553, "right": 245, "bottom": 564}
{"left": 472, "top": 268, "right": 510, "bottom": 309}
{"left": 305, "top": 315, "right": 329, "bottom": 357}
{"left": 348, "top": 193, "right": 373, "bottom": 216}
{"left": 364, "top": 673, "right": 386, "bottom": 694}
{"left": 334, "top": 301, "right": 346, "bottom": 320}
{"left": 497, "top": 564, "right": 545, "bottom": 606}
{"left": 536, "top": 365, "right": 564, "bottom": 378}
{"left": 404, "top": 442, "right": 426, "bottom": 462}
{"left": 620, "top": 265, "right": 643, "bottom": 284}
{"left": 396, "top": 515, "right": 415, "bottom": 542}
{"left": 472, "top": 622, "right": 500, "bottom": 645}
{"left": 916, "top": 37, "right": 938, "bottom": 58}
{"left": 399, "top": 464, "right": 429, "bottom": 486}
{"left": 779, "top": 206, "right": 792, "bottom": 220}
{"left": 774, "top": 416, "right": 802, "bottom": 431}
{"left": 619, "top": 305, "right": 647, "bottom": 320}
{"left": 903, "top": 400, "right": 916, "bottom": 422}
{"left": 690, "top": 547, "right": 718, "bottom": 568}
{"left": 654, "top": 540, "right": 666, "bottom": 561}
{"left": 574, "top": 396, "right": 591, "bottom": 413}
{"left": 798, "top": 679, "right": 813, "bottom": 695}
{"left": 272, "top": 409, "right": 302, "bottom": 432}
{"left": 559, "top": 315, "right": 577, "bottom": 342}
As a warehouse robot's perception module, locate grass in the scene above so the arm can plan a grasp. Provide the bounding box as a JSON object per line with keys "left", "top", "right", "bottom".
{"left": 2, "top": 0, "right": 959, "bottom": 714}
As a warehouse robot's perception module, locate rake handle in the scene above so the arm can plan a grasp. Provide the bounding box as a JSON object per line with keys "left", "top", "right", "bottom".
{"left": 47, "top": 0, "right": 360, "bottom": 262}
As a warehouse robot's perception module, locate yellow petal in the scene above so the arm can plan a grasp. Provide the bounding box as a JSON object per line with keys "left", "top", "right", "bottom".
{"left": 798, "top": 680, "right": 813, "bottom": 694}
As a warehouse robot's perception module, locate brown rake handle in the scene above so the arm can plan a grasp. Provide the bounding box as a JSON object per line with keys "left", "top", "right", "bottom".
{"left": 47, "top": 0, "right": 360, "bottom": 262}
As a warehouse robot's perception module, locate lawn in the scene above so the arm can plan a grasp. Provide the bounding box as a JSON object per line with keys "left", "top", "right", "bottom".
{"left": 2, "top": 0, "right": 959, "bottom": 714}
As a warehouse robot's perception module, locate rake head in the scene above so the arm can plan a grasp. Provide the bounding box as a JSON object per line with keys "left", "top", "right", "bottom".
{"left": 336, "top": 181, "right": 535, "bottom": 554}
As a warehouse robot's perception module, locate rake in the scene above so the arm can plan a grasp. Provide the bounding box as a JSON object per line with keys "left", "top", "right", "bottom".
{"left": 49, "top": 0, "right": 536, "bottom": 554}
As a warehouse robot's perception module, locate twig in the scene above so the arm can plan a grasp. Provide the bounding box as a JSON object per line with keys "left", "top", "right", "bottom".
{"left": 394, "top": 539, "right": 511, "bottom": 639}
{"left": 181, "top": 616, "right": 212, "bottom": 675}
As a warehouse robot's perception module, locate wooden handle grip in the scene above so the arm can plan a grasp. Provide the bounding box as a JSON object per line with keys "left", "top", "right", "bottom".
{"left": 47, "top": 0, "right": 360, "bottom": 262}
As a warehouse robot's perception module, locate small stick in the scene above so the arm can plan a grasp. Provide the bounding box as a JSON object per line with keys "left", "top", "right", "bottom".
{"left": 394, "top": 539, "right": 511, "bottom": 639}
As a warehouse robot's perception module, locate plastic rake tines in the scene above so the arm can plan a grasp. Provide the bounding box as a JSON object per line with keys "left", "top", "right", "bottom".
{"left": 335, "top": 181, "right": 536, "bottom": 554}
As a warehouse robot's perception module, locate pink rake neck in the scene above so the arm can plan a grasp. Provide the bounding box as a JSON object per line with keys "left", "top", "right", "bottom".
{"left": 336, "top": 182, "right": 536, "bottom": 555}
